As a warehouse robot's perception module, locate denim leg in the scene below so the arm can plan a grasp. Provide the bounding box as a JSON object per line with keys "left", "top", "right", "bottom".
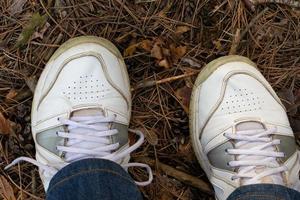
{"left": 46, "top": 158, "right": 142, "bottom": 200}
{"left": 227, "top": 184, "right": 300, "bottom": 200}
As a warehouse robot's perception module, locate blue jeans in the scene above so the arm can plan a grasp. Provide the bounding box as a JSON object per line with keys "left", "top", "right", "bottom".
{"left": 46, "top": 159, "right": 300, "bottom": 200}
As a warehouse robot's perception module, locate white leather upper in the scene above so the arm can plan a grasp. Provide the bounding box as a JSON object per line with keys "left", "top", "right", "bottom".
{"left": 191, "top": 61, "right": 300, "bottom": 200}
{"left": 194, "top": 62, "right": 291, "bottom": 147}
{"left": 32, "top": 43, "right": 131, "bottom": 132}
{"left": 31, "top": 41, "right": 131, "bottom": 170}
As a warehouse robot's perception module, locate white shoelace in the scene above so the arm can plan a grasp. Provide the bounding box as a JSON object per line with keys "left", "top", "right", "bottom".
{"left": 224, "top": 127, "right": 287, "bottom": 185}
{"left": 5, "top": 115, "right": 153, "bottom": 186}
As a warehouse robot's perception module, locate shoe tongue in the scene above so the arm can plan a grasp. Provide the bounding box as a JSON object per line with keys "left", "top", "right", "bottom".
{"left": 235, "top": 121, "right": 284, "bottom": 185}
{"left": 36, "top": 108, "right": 109, "bottom": 158}
{"left": 64, "top": 108, "right": 112, "bottom": 162}
{"left": 236, "top": 121, "right": 263, "bottom": 131}
{"left": 71, "top": 108, "right": 104, "bottom": 117}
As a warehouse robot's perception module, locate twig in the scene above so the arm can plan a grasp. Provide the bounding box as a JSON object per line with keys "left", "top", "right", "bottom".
{"left": 136, "top": 157, "right": 213, "bottom": 194}
{"left": 246, "top": 0, "right": 300, "bottom": 10}
{"left": 115, "top": 0, "right": 139, "bottom": 23}
{"left": 31, "top": 170, "right": 36, "bottom": 195}
{"left": 44, "top": 33, "right": 64, "bottom": 61}
{"left": 250, "top": 0, "right": 300, "bottom": 8}
{"left": 7, "top": 90, "right": 32, "bottom": 103}
{"left": 243, "top": 0, "right": 256, "bottom": 11}
{"left": 229, "top": 28, "right": 241, "bottom": 55}
{"left": 39, "top": 0, "right": 71, "bottom": 37}
{"left": 131, "top": 71, "right": 198, "bottom": 91}
{"left": 241, "top": 7, "right": 269, "bottom": 39}
{"left": 229, "top": 7, "right": 269, "bottom": 55}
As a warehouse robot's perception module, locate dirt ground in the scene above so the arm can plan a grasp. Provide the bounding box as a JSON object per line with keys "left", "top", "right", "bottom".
{"left": 0, "top": 0, "right": 300, "bottom": 199}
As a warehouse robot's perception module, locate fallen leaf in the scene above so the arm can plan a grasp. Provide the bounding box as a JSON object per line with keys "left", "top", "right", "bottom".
{"left": 171, "top": 45, "right": 187, "bottom": 63}
{"left": 175, "top": 26, "right": 190, "bottom": 35}
{"left": 175, "top": 86, "right": 192, "bottom": 113}
{"left": 151, "top": 42, "right": 164, "bottom": 60}
{"left": 8, "top": 0, "right": 26, "bottom": 15}
{"left": 124, "top": 43, "right": 139, "bottom": 57}
{"left": 16, "top": 12, "right": 47, "bottom": 48}
{"left": 158, "top": 59, "right": 171, "bottom": 69}
{"left": 0, "top": 175, "right": 16, "bottom": 200}
{"left": 174, "top": 46, "right": 187, "bottom": 58}
{"left": 5, "top": 89, "right": 18, "bottom": 102}
{"left": 140, "top": 39, "right": 153, "bottom": 52}
{"left": 0, "top": 112, "right": 12, "bottom": 135}
{"left": 115, "top": 31, "right": 133, "bottom": 43}
{"left": 162, "top": 48, "right": 171, "bottom": 57}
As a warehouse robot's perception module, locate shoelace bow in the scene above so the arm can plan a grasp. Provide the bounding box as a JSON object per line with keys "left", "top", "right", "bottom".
{"left": 5, "top": 115, "right": 153, "bottom": 186}
{"left": 224, "top": 127, "right": 288, "bottom": 184}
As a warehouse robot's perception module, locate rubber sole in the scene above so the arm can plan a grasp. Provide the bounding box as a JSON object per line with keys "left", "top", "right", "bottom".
{"left": 189, "top": 55, "right": 257, "bottom": 176}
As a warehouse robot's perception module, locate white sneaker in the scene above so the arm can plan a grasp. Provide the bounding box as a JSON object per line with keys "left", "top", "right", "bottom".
{"left": 190, "top": 55, "right": 300, "bottom": 200}
{"left": 6, "top": 36, "right": 152, "bottom": 190}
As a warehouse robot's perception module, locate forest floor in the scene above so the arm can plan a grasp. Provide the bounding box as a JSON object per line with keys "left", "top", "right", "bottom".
{"left": 0, "top": 0, "right": 299, "bottom": 199}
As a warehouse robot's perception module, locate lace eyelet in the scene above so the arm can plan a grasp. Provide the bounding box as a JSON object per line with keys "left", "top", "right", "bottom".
{"left": 231, "top": 177, "right": 235, "bottom": 181}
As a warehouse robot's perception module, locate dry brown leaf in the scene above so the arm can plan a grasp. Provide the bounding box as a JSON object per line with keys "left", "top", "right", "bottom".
{"left": 0, "top": 112, "right": 12, "bottom": 135}
{"left": 174, "top": 46, "right": 187, "bottom": 58}
{"left": 140, "top": 39, "right": 153, "bottom": 52}
{"left": 124, "top": 43, "right": 139, "bottom": 57}
{"left": 151, "top": 42, "right": 163, "bottom": 60}
{"left": 175, "top": 86, "right": 192, "bottom": 113}
{"left": 175, "top": 26, "right": 190, "bottom": 35}
{"left": 0, "top": 175, "right": 16, "bottom": 200}
{"left": 158, "top": 59, "right": 171, "bottom": 69}
{"left": 171, "top": 45, "right": 187, "bottom": 63}
{"left": 162, "top": 48, "right": 171, "bottom": 57}
{"left": 5, "top": 89, "right": 18, "bottom": 102}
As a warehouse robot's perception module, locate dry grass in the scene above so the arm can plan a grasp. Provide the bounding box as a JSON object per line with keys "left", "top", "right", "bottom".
{"left": 0, "top": 0, "right": 299, "bottom": 199}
